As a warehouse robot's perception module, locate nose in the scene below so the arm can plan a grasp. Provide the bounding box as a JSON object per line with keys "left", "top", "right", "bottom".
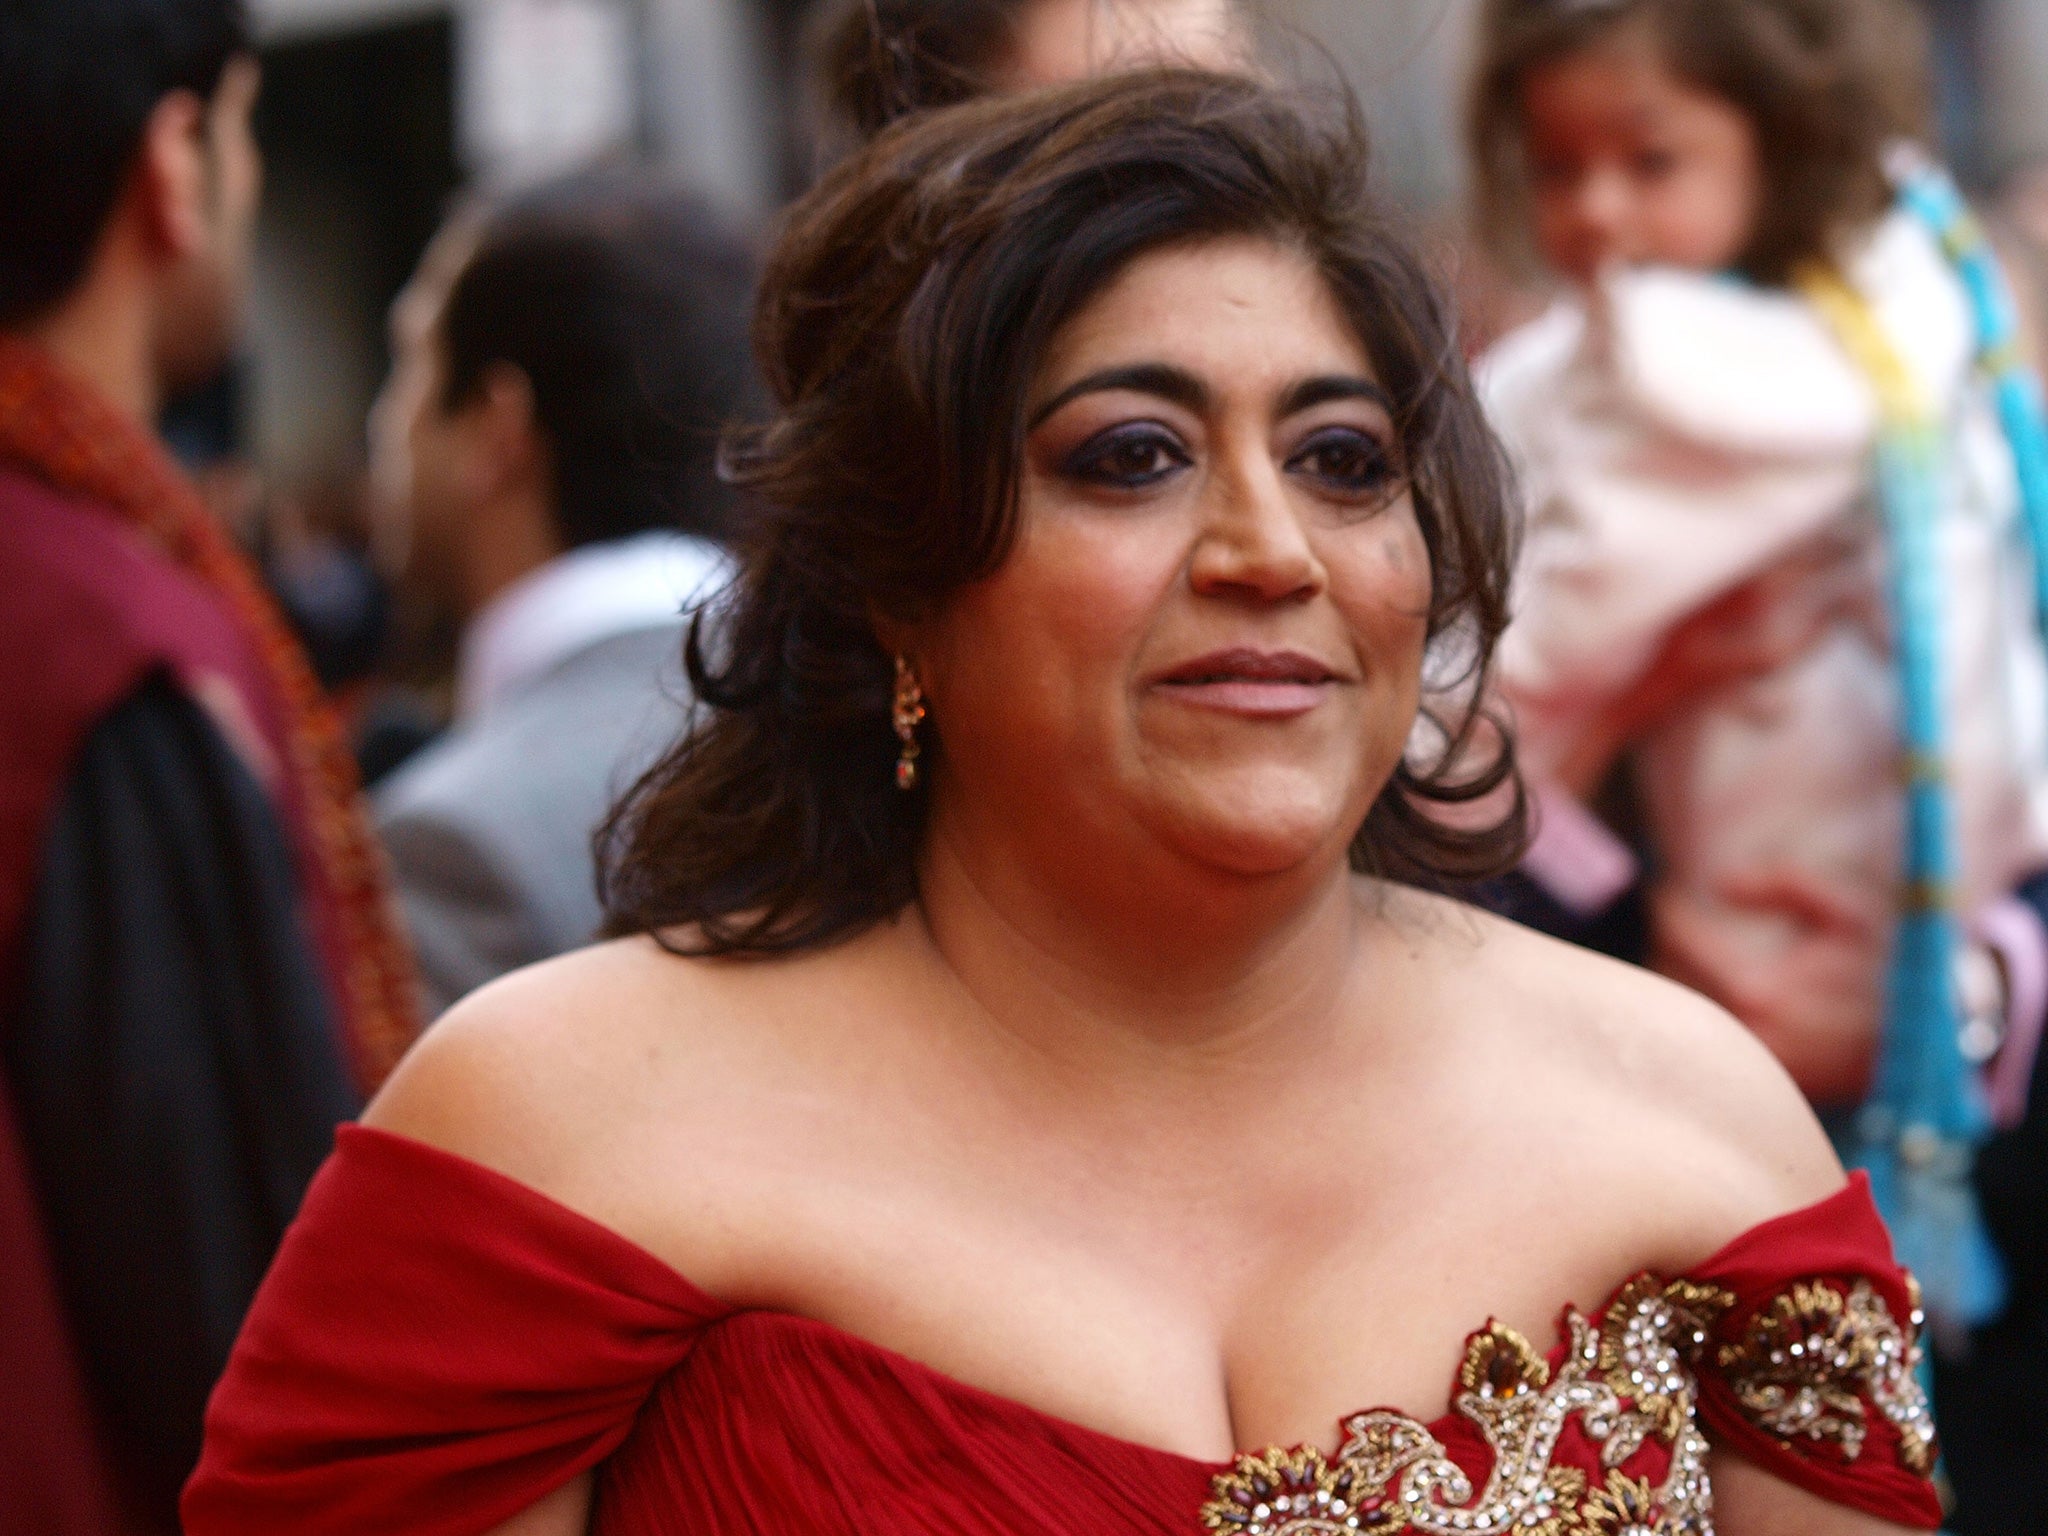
{"left": 1568, "top": 166, "right": 1632, "bottom": 252}
{"left": 1187, "top": 445, "right": 1326, "bottom": 605}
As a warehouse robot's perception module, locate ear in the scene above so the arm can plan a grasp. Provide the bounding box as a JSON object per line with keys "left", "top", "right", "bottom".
{"left": 132, "top": 89, "right": 214, "bottom": 263}
{"left": 462, "top": 362, "right": 547, "bottom": 498}
{"left": 869, "top": 609, "right": 914, "bottom": 664}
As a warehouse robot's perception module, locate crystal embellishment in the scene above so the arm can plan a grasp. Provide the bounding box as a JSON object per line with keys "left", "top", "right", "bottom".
{"left": 1200, "top": 1271, "right": 1935, "bottom": 1535}
{"left": 1717, "top": 1277, "right": 1937, "bottom": 1475}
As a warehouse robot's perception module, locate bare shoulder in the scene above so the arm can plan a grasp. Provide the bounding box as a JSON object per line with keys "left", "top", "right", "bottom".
{"left": 1383, "top": 887, "right": 1845, "bottom": 1230}
{"left": 363, "top": 936, "right": 739, "bottom": 1190}
{"left": 368, "top": 933, "right": 864, "bottom": 1212}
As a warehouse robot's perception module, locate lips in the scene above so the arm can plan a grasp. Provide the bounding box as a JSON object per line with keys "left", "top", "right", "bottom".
{"left": 1153, "top": 648, "right": 1343, "bottom": 718}
{"left": 1158, "top": 648, "right": 1337, "bottom": 686}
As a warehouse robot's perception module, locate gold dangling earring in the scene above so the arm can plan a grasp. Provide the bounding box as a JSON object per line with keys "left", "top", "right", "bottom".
{"left": 892, "top": 655, "right": 926, "bottom": 791}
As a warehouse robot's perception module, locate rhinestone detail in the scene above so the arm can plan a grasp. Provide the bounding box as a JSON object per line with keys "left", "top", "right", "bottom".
{"left": 1717, "top": 1278, "right": 1937, "bottom": 1475}
{"left": 1201, "top": 1271, "right": 1934, "bottom": 1534}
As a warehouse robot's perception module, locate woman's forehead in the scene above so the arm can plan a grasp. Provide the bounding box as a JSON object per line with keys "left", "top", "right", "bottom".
{"left": 1031, "top": 237, "right": 1376, "bottom": 403}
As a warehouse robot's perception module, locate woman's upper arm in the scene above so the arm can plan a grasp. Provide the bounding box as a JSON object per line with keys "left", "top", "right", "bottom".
{"left": 1710, "top": 1451, "right": 1930, "bottom": 1536}
{"left": 483, "top": 1474, "right": 593, "bottom": 1536}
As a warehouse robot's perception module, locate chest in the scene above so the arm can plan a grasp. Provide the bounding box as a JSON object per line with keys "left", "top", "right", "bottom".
{"left": 591, "top": 1246, "right": 1741, "bottom": 1536}
{"left": 598, "top": 1048, "right": 1731, "bottom": 1470}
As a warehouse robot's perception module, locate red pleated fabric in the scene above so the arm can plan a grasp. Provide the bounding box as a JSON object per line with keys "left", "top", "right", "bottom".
{"left": 182, "top": 1127, "right": 725, "bottom": 1535}
{"left": 183, "top": 1128, "right": 1942, "bottom": 1535}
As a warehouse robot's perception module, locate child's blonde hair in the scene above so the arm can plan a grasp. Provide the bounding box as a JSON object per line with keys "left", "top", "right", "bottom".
{"left": 1468, "top": 0, "right": 1930, "bottom": 284}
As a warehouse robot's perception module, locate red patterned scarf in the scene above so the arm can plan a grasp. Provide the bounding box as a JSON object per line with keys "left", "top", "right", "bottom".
{"left": 0, "top": 336, "right": 418, "bottom": 1091}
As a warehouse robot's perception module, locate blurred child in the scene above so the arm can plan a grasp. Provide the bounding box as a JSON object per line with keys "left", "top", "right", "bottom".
{"left": 1472, "top": 0, "right": 2048, "bottom": 1363}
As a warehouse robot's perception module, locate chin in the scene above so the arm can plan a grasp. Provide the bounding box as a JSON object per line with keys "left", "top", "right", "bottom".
{"left": 1152, "top": 789, "right": 1354, "bottom": 880}
{"left": 1195, "top": 837, "right": 1335, "bottom": 880}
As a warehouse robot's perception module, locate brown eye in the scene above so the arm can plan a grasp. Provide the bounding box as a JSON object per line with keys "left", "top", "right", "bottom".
{"left": 1288, "top": 427, "right": 1398, "bottom": 501}
{"left": 1060, "top": 423, "right": 1191, "bottom": 489}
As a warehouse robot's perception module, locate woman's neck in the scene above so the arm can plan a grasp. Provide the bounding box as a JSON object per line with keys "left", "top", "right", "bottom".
{"left": 912, "top": 801, "right": 1374, "bottom": 1084}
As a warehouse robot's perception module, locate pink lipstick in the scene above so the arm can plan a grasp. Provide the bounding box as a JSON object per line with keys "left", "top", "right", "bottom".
{"left": 1152, "top": 648, "right": 1342, "bottom": 718}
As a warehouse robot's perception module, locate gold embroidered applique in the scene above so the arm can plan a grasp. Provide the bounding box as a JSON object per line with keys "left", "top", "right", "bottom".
{"left": 1579, "top": 1469, "right": 1666, "bottom": 1534}
{"left": 1202, "top": 1447, "right": 1368, "bottom": 1534}
{"left": 1594, "top": 1278, "right": 1734, "bottom": 1466}
{"left": 1717, "top": 1277, "right": 1937, "bottom": 1475}
{"left": 1199, "top": 1270, "right": 1938, "bottom": 1535}
{"left": 1200, "top": 1279, "right": 1728, "bottom": 1536}
{"left": 1459, "top": 1322, "right": 1550, "bottom": 1400}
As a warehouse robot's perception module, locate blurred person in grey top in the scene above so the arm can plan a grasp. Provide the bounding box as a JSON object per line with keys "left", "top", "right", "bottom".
{"left": 368, "top": 174, "right": 756, "bottom": 1016}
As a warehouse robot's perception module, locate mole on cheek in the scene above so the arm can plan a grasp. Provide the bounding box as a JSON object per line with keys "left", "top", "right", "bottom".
{"left": 1374, "top": 520, "right": 1435, "bottom": 613}
{"left": 1376, "top": 520, "right": 1424, "bottom": 575}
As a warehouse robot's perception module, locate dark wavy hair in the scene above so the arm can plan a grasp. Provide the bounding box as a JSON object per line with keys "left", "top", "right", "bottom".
{"left": 0, "top": 0, "right": 249, "bottom": 325}
{"left": 1469, "top": 0, "right": 1930, "bottom": 285}
{"left": 600, "top": 69, "right": 1525, "bottom": 955}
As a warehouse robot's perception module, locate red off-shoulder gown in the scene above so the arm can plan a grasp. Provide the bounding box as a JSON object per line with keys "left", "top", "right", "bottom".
{"left": 183, "top": 1126, "right": 1945, "bottom": 1534}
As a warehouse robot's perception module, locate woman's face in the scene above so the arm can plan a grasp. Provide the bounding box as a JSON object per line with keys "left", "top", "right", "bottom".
{"left": 910, "top": 237, "right": 1432, "bottom": 881}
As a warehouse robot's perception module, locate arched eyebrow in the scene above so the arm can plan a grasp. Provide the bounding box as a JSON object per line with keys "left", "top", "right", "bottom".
{"left": 1280, "top": 375, "right": 1392, "bottom": 417}
{"left": 1027, "top": 365, "right": 1391, "bottom": 428}
{"left": 1028, "top": 363, "right": 1207, "bottom": 427}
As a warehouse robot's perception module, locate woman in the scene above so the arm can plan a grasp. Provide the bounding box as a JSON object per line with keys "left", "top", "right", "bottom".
{"left": 185, "top": 73, "right": 1940, "bottom": 1535}
{"left": 804, "top": 0, "right": 1246, "bottom": 162}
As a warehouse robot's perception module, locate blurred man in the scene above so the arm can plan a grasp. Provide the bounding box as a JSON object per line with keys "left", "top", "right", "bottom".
{"left": 0, "top": 3, "right": 417, "bottom": 1530}
{"left": 370, "top": 175, "right": 755, "bottom": 1015}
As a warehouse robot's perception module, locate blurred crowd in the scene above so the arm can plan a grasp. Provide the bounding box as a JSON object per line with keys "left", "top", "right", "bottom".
{"left": 7, "top": 0, "right": 2048, "bottom": 1531}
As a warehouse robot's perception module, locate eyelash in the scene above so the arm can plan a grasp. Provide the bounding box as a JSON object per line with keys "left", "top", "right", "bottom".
{"left": 1057, "top": 423, "right": 1400, "bottom": 502}
{"left": 1287, "top": 426, "right": 1400, "bottom": 501}
{"left": 1059, "top": 423, "right": 1190, "bottom": 489}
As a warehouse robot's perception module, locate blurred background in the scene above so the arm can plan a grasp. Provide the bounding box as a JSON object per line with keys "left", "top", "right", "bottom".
{"left": 170, "top": 0, "right": 2048, "bottom": 778}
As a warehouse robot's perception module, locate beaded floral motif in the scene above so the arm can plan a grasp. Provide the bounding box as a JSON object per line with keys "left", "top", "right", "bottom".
{"left": 1200, "top": 1272, "right": 1937, "bottom": 1535}
{"left": 1200, "top": 1278, "right": 1734, "bottom": 1536}
{"left": 1717, "top": 1278, "right": 1937, "bottom": 1475}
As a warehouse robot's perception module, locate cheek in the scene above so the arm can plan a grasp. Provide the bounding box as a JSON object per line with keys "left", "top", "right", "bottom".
{"left": 392, "top": 407, "right": 432, "bottom": 510}
{"left": 406, "top": 421, "right": 468, "bottom": 551}
{"left": 1329, "top": 512, "right": 1432, "bottom": 663}
{"left": 1530, "top": 189, "right": 1573, "bottom": 249}
{"left": 368, "top": 375, "right": 412, "bottom": 472}
{"left": 927, "top": 512, "right": 1175, "bottom": 744}
{"left": 1657, "top": 142, "right": 1762, "bottom": 267}
{"left": 1654, "top": 179, "right": 1752, "bottom": 266}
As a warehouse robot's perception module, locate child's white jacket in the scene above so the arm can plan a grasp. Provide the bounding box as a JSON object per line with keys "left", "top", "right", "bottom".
{"left": 1484, "top": 208, "right": 2048, "bottom": 1001}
